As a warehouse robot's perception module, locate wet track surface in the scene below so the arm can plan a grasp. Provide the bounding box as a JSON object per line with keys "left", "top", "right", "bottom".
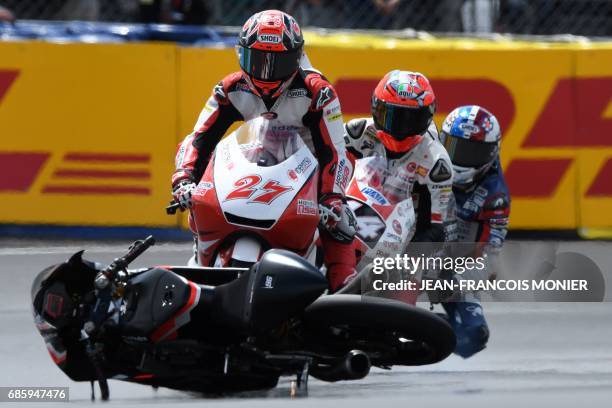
{"left": 1, "top": 239, "right": 611, "bottom": 407}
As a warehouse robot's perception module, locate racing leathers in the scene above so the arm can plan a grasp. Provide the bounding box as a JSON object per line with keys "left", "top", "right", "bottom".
{"left": 172, "top": 68, "right": 356, "bottom": 291}
{"left": 344, "top": 118, "right": 454, "bottom": 243}
{"left": 443, "top": 159, "right": 511, "bottom": 358}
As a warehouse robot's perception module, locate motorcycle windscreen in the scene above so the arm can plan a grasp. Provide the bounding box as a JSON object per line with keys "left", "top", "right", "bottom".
{"left": 354, "top": 156, "right": 409, "bottom": 204}
{"left": 235, "top": 117, "right": 308, "bottom": 167}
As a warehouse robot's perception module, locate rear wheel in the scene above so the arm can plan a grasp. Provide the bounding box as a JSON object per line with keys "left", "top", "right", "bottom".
{"left": 303, "top": 294, "right": 455, "bottom": 366}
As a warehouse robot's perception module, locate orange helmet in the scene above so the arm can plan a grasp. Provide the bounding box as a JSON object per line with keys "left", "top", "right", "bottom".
{"left": 238, "top": 10, "right": 304, "bottom": 98}
{"left": 371, "top": 70, "right": 436, "bottom": 153}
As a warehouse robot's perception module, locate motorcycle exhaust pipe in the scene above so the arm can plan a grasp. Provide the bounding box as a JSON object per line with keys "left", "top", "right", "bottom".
{"left": 344, "top": 350, "right": 371, "bottom": 379}
{"left": 311, "top": 350, "right": 371, "bottom": 382}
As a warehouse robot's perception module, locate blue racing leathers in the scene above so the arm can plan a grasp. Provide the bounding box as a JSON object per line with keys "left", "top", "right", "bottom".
{"left": 444, "top": 160, "right": 510, "bottom": 358}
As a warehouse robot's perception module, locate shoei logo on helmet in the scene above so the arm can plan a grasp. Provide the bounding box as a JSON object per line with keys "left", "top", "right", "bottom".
{"left": 458, "top": 122, "right": 481, "bottom": 136}
{"left": 258, "top": 34, "right": 281, "bottom": 43}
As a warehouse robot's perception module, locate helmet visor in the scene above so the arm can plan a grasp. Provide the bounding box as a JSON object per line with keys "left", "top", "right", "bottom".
{"left": 371, "top": 98, "right": 433, "bottom": 140}
{"left": 441, "top": 132, "right": 497, "bottom": 168}
{"left": 238, "top": 46, "right": 302, "bottom": 82}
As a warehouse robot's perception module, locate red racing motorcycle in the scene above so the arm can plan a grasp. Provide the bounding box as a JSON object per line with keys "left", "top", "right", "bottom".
{"left": 340, "top": 155, "right": 421, "bottom": 304}
{"left": 168, "top": 117, "right": 321, "bottom": 268}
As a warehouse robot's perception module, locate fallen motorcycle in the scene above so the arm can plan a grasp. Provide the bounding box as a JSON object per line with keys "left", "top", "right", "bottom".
{"left": 32, "top": 237, "right": 456, "bottom": 400}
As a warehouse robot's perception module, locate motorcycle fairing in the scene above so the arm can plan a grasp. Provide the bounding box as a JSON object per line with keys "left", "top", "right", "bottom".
{"left": 214, "top": 132, "right": 317, "bottom": 228}
{"left": 119, "top": 267, "right": 201, "bottom": 342}
{"left": 345, "top": 156, "right": 417, "bottom": 271}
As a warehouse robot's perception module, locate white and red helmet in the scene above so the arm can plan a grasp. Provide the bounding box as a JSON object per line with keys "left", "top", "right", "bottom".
{"left": 238, "top": 10, "right": 304, "bottom": 98}
{"left": 371, "top": 70, "right": 436, "bottom": 153}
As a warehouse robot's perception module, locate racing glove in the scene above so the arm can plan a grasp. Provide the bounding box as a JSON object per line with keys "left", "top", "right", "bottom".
{"left": 318, "top": 194, "right": 357, "bottom": 243}
{"left": 172, "top": 181, "right": 197, "bottom": 210}
{"left": 318, "top": 193, "right": 343, "bottom": 230}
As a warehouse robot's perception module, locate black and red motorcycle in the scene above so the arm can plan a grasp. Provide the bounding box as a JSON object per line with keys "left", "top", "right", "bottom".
{"left": 32, "top": 235, "right": 454, "bottom": 399}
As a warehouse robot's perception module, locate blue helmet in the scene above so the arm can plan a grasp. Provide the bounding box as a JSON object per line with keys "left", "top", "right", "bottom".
{"left": 439, "top": 105, "right": 501, "bottom": 187}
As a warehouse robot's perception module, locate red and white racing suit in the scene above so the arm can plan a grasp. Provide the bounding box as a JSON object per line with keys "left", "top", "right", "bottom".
{"left": 173, "top": 68, "right": 355, "bottom": 291}
{"left": 344, "top": 118, "right": 454, "bottom": 242}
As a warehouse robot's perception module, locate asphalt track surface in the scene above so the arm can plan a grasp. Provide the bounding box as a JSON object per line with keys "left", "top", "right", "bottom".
{"left": 1, "top": 239, "right": 611, "bottom": 407}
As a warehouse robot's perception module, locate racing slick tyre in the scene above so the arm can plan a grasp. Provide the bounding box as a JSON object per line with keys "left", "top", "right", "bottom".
{"left": 304, "top": 294, "right": 456, "bottom": 366}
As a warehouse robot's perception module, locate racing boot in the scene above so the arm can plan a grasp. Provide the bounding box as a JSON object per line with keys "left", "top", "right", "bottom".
{"left": 442, "top": 299, "right": 489, "bottom": 358}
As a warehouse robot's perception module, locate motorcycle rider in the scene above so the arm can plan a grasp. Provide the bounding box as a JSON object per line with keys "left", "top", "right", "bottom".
{"left": 344, "top": 70, "right": 454, "bottom": 244}
{"left": 171, "top": 10, "right": 355, "bottom": 291}
{"left": 439, "top": 105, "right": 511, "bottom": 358}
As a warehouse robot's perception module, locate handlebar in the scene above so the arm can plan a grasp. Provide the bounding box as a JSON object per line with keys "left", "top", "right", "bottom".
{"left": 84, "top": 235, "right": 156, "bottom": 401}
{"left": 100, "top": 235, "right": 156, "bottom": 281}
{"left": 166, "top": 201, "right": 181, "bottom": 215}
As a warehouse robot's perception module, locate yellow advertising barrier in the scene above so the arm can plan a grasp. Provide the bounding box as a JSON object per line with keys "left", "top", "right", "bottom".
{"left": 575, "top": 49, "right": 612, "bottom": 236}
{"left": 0, "top": 41, "right": 178, "bottom": 226}
{"left": 1, "top": 35, "right": 611, "bottom": 232}
{"left": 178, "top": 47, "right": 238, "bottom": 136}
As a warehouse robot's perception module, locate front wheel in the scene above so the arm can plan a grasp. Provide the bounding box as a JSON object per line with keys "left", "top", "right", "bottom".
{"left": 303, "top": 294, "right": 455, "bottom": 366}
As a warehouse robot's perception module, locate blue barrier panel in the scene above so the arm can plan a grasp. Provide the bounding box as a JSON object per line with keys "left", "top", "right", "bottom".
{"left": 10, "top": 21, "right": 68, "bottom": 38}
{"left": 193, "top": 38, "right": 236, "bottom": 47}
{"left": 67, "top": 21, "right": 150, "bottom": 41}
{"left": 104, "top": 23, "right": 151, "bottom": 41}
{"left": 1, "top": 21, "right": 236, "bottom": 46}
{"left": 148, "top": 23, "right": 222, "bottom": 43}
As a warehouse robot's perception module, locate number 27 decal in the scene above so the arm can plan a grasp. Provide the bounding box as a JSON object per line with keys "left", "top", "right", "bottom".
{"left": 225, "top": 175, "right": 293, "bottom": 204}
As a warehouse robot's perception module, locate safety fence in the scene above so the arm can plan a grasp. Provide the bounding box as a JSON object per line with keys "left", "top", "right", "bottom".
{"left": 0, "top": 29, "right": 611, "bottom": 236}
{"left": 2, "top": 0, "right": 611, "bottom": 36}
{"left": 0, "top": 19, "right": 238, "bottom": 45}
